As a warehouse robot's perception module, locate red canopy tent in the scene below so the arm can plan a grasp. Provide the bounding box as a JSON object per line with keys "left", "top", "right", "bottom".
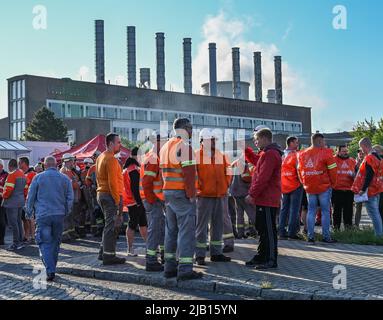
{"left": 53, "top": 135, "right": 131, "bottom": 166}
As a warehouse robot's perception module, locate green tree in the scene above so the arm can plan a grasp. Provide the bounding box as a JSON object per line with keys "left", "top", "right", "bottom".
{"left": 372, "top": 119, "right": 383, "bottom": 146}
{"left": 23, "top": 107, "right": 68, "bottom": 142}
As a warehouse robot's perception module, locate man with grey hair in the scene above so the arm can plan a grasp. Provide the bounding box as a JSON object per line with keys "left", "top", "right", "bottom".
{"left": 352, "top": 138, "right": 383, "bottom": 237}
{"left": 26, "top": 156, "right": 74, "bottom": 282}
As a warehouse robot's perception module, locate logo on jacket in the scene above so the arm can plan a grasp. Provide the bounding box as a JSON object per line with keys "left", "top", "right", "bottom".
{"left": 341, "top": 162, "right": 349, "bottom": 169}
{"left": 306, "top": 159, "right": 314, "bottom": 168}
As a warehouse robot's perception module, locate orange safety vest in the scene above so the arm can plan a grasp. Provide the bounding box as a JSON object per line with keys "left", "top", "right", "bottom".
{"left": 139, "top": 151, "right": 164, "bottom": 202}
{"left": 122, "top": 164, "right": 140, "bottom": 207}
{"left": 24, "top": 168, "right": 37, "bottom": 196}
{"left": 160, "top": 137, "right": 197, "bottom": 191}
{"left": 60, "top": 167, "right": 81, "bottom": 202}
{"left": 281, "top": 150, "right": 301, "bottom": 194}
{"left": 333, "top": 156, "right": 356, "bottom": 191}
{"left": 352, "top": 154, "right": 383, "bottom": 197}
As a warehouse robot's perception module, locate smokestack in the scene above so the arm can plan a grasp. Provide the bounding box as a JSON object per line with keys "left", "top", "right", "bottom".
{"left": 208, "top": 43, "right": 218, "bottom": 97}
{"left": 267, "top": 89, "right": 276, "bottom": 103}
{"left": 232, "top": 47, "right": 241, "bottom": 99}
{"left": 139, "top": 68, "right": 151, "bottom": 89}
{"left": 156, "top": 33, "right": 165, "bottom": 91}
{"left": 127, "top": 26, "right": 136, "bottom": 87}
{"left": 254, "top": 52, "right": 263, "bottom": 102}
{"left": 274, "top": 56, "right": 283, "bottom": 104}
{"left": 95, "top": 20, "right": 105, "bottom": 84}
{"left": 183, "top": 38, "right": 192, "bottom": 94}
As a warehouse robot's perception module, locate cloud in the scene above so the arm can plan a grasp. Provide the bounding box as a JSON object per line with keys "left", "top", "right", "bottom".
{"left": 282, "top": 22, "right": 293, "bottom": 41}
{"left": 192, "top": 11, "right": 327, "bottom": 110}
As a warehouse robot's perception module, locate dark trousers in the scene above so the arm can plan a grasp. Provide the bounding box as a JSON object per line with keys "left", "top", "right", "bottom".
{"left": 0, "top": 206, "right": 7, "bottom": 244}
{"left": 332, "top": 190, "right": 354, "bottom": 230}
{"left": 256, "top": 206, "right": 278, "bottom": 264}
{"left": 228, "top": 196, "right": 237, "bottom": 236}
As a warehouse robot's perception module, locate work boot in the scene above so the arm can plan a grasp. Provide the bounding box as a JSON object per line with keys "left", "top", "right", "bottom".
{"left": 146, "top": 262, "right": 164, "bottom": 272}
{"left": 245, "top": 255, "right": 265, "bottom": 267}
{"left": 210, "top": 255, "right": 231, "bottom": 262}
{"left": 46, "top": 273, "right": 55, "bottom": 282}
{"left": 177, "top": 271, "right": 203, "bottom": 281}
{"left": 222, "top": 245, "right": 234, "bottom": 253}
{"left": 195, "top": 257, "right": 206, "bottom": 266}
{"left": 255, "top": 261, "right": 278, "bottom": 270}
{"left": 102, "top": 255, "right": 126, "bottom": 266}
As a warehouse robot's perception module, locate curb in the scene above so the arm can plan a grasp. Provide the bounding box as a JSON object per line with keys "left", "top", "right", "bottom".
{"left": 56, "top": 264, "right": 370, "bottom": 300}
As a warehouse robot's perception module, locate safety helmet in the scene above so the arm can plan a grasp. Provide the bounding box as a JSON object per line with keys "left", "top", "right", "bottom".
{"left": 84, "top": 158, "right": 94, "bottom": 165}
{"left": 62, "top": 153, "right": 75, "bottom": 162}
{"left": 254, "top": 125, "right": 270, "bottom": 133}
{"left": 93, "top": 150, "right": 102, "bottom": 158}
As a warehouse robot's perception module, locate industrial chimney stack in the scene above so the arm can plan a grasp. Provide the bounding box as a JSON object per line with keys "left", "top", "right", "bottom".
{"left": 183, "top": 38, "right": 192, "bottom": 94}
{"left": 254, "top": 52, "right": 263, "bottom": 102}
{"left": 232, "top": 47, "right": 241, "bottom": 99}
{"left": 95, "top": 20, "right": 105, "bottom": 84}
{"left": 156, "top": 33, "right": 166, "bottom": 91}
{"left": 208, "top": 43, "right": 218, "bottom": 97}
{"left": 127, "top": 26, "right": 136, "bottom": 87}
{"left": 274, "top": 56, "right": 283, "bottom": 104}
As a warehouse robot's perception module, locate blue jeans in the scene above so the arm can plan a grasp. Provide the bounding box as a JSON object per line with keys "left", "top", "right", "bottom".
{"left": 35, "top": 215, "right": 65, "bottom": 274}
{"left": 163, "top": 190, "right": 196, "bottom": 276}
{"left": 307, "top": 189, "right": 332, "bottom": 241}
{"left": 365, "top": 195, "right": 383, "bottom": 237}
{"left": 278, "top": 186, "right": 303, "bottom": 237}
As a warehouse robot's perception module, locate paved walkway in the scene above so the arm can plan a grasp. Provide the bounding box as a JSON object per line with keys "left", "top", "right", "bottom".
{"left": 1, "top": 231, "right": 382, "bottom": 300}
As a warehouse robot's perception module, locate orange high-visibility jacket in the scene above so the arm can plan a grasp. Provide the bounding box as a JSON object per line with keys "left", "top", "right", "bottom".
{"left": 196, "top": 147, "right": 232, "bottom": 198}
{"left": 333, "top": 156, "right": 356, "bottom": 191}
{"left": 96, "top": 151, "right": 123, "bottom": 205}
{"left": 2, "top": 169, "right": 27, "bottom": 208}
{"left": 85, "top": 165, "right": 97, "bottom": 188}
{"left": 159, "top": 137, "right": 197, "bottom": 198}
{"left": 60, "top": 166, "right": 82, "bottom": 203}
{"left": 281, "top": 150, "right": 301, "bottom": 194}
{"left": 123, "top": 164, "right": 140, "bottom": 207}
{"left": 297, "top": 147, "right": 337, "bottom": 195}
{"left": 352, "top": 153, "right": 383, "bottom": 197}
{"left": 140, "top": 151, "right": 164, "bottom": 204}
{"left": 24, "top": 168, "right": 37, "bottom": 196}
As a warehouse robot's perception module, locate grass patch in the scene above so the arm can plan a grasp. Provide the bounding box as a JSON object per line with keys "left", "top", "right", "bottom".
{"left": 332, "top": 227, "right": 383, "bottom": 246}
{"left": 260, "top": 281, "right": 273, "bottom": 289}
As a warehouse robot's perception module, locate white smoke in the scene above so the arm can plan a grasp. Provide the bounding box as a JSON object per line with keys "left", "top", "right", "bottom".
{"left": 192, "top": 11, "right": 327, "bottom": 110}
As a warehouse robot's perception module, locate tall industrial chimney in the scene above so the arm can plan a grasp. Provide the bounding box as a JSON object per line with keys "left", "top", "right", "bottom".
{"left": 127, "top": 26, "right": 136, "bottom": 87}
{"left": 156, "top": 33, "right": 165, "bottom": 91}
{"left": 232, "top": 47, "right": 241, "bottom": 99}
{"left": 254, "top": 52, "right": 263, "bottom": 102}
{"left": 274, "top": 56, "right": 283, "bottom": 104}
{"left": 95, "top": 20, "right": 105, "bottom": 84}
{"left": 208, "top": 43, "right": 217, "bottom": 97}
{"left": 139, "top": 68, "right": 151, "bottom": 88}
{"left": 183, "top": 38, "right": 192, "bottom": 94}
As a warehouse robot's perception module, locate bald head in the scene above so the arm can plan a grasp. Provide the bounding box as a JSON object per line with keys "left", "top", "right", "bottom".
{"left": 44, "top": 156, "right": 57, "bottom": 169}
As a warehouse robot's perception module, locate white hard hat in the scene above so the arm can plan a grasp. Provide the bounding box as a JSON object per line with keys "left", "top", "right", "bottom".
{"left": 199, "top": 128, "right": 214, "bottom": 141}
{"left": 254, "top": 125, "right": 270, "bottom": 132}
{"left": 93, "top": 150, "right": 102, "bottom": 158}
{"left": 84, "top": 158, "right": 94, "bottom": 165}
{"left": 62, "top": 153, "right": 75, "bottom": 162}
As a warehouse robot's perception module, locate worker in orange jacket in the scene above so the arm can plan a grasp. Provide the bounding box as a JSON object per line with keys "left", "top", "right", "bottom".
{"left": 160, "top": 118, "right": 203, "bottom": 281}
{"left": 279, "top": 136, "right": 304, "bottom": 240}
{"left": 2, "top": 159, "right": 27, "bottom": 251}
{"left": 195, "top": 129, "right": 232, "bottom": 266}
{"left": 140, "top": 131, "right": 166, "bottom": 272}
{"left": 332, "top": 145, "right": 356, "bottom": 230}
{"left": 297, "top": 133, "right": 338, "bottom": 244}
{"left": 352, "top": 138, "right": 383, "bottom": 237}
{"left": 18, "top": 157, "right": 37, "bottom": 244}
{"left": 96, "top": 133, "right": 126, "bottom": 265}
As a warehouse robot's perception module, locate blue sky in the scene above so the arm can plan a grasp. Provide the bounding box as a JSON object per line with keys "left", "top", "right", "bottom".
{"left": 0, "top": 0, "right": 382, "bottom": 132}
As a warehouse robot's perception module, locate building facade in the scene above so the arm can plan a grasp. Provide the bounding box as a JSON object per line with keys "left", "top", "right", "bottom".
{"left": 6, "top": 75, "right": 312, "bottom": 145}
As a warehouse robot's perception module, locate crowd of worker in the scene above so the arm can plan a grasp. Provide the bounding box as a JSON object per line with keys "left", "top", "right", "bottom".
{"left": 1, "top": 117, "right": 383, "bottom": 282}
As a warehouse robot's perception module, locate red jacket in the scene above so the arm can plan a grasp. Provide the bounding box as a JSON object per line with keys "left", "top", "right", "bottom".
{"left": 333, "top": 156, "right": 356, "bottom": 191}
{"left": 281, "top": 149, "right": 301, "bottom": 194}
{"left": 248, "top": 144, "right": 283, "bottom": 208}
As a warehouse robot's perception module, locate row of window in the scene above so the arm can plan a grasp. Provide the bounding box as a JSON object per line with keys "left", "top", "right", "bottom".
{"left": 10, "top": 121, "right": 26, "bottom": 141}
{"left": 11, "top": 100, "right": 26, "bottom": 121}
{"left": 48, "top": 101, "right": 302, "bottom": 134}
{"left": 11, "top": 80, "right": 25, "bottom": 101}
